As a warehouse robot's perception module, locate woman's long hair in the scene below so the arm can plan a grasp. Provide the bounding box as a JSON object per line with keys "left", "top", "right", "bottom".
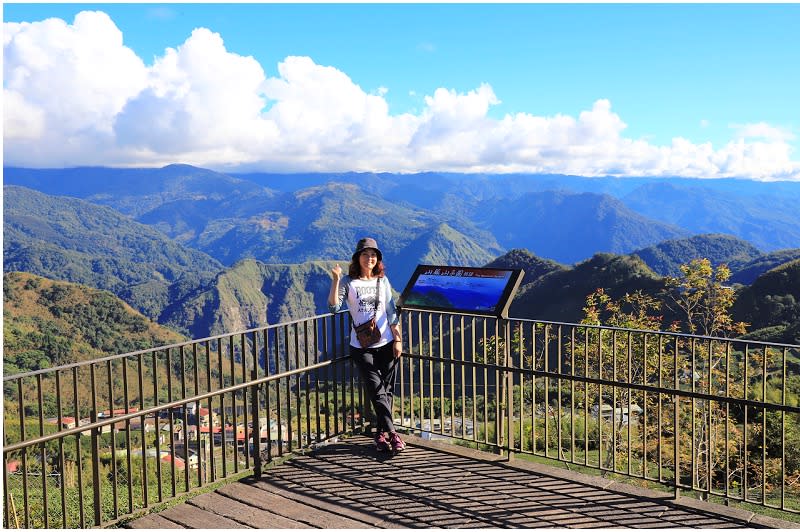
{"left": 348, "top": 255, "right": 386, "bottom": 279}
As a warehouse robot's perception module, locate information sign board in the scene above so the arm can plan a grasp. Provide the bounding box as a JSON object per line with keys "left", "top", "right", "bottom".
{"left": 397, "top": 265, "right": 524, "bottom": 319}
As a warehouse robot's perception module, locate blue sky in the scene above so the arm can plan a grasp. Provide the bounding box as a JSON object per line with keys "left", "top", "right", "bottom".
{"left": 4, "top": 3, "right": 799, "bottom": 179}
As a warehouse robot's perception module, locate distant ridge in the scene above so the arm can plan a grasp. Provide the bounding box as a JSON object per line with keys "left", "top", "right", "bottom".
{"left": 510, "top": 253, "right": 663, "bottom": 323}
{"left": 484, "top": 249, "right": 567, "bottom": 287}
{"left": 6, "top": 165, "right": 799, "bottom": 256}
{"left": 471, "top": 190, "right": 688, "bottom": 264}
{"left": 631, "top": 234, "right": 762, "bottom": 277}
{"left": 3, "top": 164, "right": 277, "bottom": 218}
{"left": 729, "top": 249, "right": 800, "bottom": 285}
{"left": 622, "top": 181, "right": 800, "bottom": 252}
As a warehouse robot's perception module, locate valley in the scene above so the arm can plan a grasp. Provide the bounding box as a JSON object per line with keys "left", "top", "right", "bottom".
{"left": 4, "top": 165, "right": 800, "bottom": 375}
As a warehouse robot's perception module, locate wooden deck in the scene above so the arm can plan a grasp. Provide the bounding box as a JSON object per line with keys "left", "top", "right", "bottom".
{"left": 125, "top": 434, "right": 798, "bottom": 529}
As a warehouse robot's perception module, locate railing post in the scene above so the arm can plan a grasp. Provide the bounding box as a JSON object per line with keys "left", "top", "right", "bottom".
{"left": 504, "top": 319, "right": 514, "bottom": 461}
{"left": 251, "top": 331, "right": 262, "bottom": 478}
{"left": 494, "top": 318, "right": 503, "bottom": 455}
{"left": 673, "top": 337, "right": 680, "bottom": 501}
{"left": 251, "top": 378, "right": 261, "bottom": 478}
{"left": 90, "top": 365, "right": 102, "bottom": 527}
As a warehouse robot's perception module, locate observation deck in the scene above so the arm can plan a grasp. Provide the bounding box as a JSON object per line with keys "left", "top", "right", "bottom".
{"left": 4, "top": 309, "right": 799, "bottom": 528}
{"left": 128, "top": 434, "right": 795, "bottom": 529}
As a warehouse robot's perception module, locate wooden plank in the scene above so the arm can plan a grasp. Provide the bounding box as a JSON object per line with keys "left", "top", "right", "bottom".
{"left": 158, "top": 504, "right": 250, "bottom": 529}
{"left": 188, "top": 491, "right": 307, "bottom": 529}
{"left": 125, "top": 513, "right": 185, "bottom": 529}
{"left": 252, "top": 479, "right": 424, "bottom": 528}
{"left": 125, "top": 435, "right": 800, "bottom": 530}
{"left": 222, "top": 480, "right": 387, "bottom": 528}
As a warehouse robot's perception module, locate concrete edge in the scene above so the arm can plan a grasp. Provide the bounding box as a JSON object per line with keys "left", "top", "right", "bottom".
{"left": 750, "top": 513, "right": 800, "bottom": 529}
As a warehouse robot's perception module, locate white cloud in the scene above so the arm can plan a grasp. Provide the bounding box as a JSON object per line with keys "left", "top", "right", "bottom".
{"left": 113, "top": 27, "right": 277, "bottom": 162}
{"left": 731, "top": 122, "right": 794, "bottom": 142}
{"left": 3, "top": 10, "right": 799, "bottom": 180}
{"left": 4, "top": 89, "right": 45, "bottom": 140}
{"left": 4, "top": 11, "right": 148, "bottom": 165}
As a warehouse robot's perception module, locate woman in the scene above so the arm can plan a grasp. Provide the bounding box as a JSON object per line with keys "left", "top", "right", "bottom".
{"left": 328, "top": 237, "right": 405, "bottom": 453}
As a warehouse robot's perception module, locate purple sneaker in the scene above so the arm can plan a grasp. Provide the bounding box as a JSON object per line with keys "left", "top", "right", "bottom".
{"left": 389, "top": 431, "right": 405, "bottom": 453}
{"left": 375, "top": 432, "right": 391, "bottom": 452}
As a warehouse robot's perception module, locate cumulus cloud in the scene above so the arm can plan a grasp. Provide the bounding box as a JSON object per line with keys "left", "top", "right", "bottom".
{"left": 113, "top": 27, "right": 277, "bottom": 164}
{"left": 3, "top": 10, "right": 799, "bottom": 180}
{"left": 4, "top": 11, "right": 148, "bottom": 165}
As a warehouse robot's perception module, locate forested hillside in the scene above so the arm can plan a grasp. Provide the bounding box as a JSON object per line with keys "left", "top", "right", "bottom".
{"left": 729, "top": 249, "right": 800, "bottom": 285}
{"left": 4, "top": 165, "right": 800, "bottom": 349}
{"left": 631, "top": 234, "right": 762, "bottom": 277}
{"left": 158, "top": 259, "right": 343, "bottom": 338}
{"left": 3, "top": 169, "right": 503, "bottom": 278}
{"left": 3, "top": 272, "right": 186, "bottom": 375}
{"left": 3, "top": 186, "right": 222, "bottom": 320}
{"left": 509, "top": 253, "right": 665, "bottom": 323}
{"left": 733, "top": 259, "right": 800, "bottom": 344}
{"left": 484, "top": 248, "right": 567, "bottom": 288}
{"left": 391, "top": 223, "right": 498, "bottom": 280}
{"left": 180, "top": 181, "right": 503, "bottom": 283}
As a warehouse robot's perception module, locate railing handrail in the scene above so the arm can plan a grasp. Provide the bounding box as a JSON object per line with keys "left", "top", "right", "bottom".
{"left": 6, "top": 309, "right": 797, "bottom": 383}
{"left": 3, "top": 310, "right": 351, "bottom": 382}
{"left": 4, "top": 308, "right": 799, "bottom": 527}
{"left": 398, "top": 306, "right": 799, "bottom": 348}
{"left": 2, "top": 359, "right": 334, "bottom": 453}
{"left": 398, "top": 350, "right": 800, "bottom": 414}
{"left": 4, "top": 310, "right": 360, "bottom": 528}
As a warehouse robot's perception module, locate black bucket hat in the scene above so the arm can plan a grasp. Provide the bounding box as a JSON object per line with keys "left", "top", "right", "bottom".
{"left": 353, "top": 237, "right": 382, "bottom": 261}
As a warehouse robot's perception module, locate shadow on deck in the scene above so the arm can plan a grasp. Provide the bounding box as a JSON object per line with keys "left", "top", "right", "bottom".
{"left": 125, "top": 434, "right": 797, "bottom": 529}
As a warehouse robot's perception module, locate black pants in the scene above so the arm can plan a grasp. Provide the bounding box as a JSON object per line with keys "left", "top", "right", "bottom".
{"left": 351, "top": 342, "right": 398, "bottom": 434}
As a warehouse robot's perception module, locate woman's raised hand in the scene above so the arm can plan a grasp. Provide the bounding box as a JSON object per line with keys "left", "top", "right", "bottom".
{"left": 331, "top": 263, "right": 342, "bottom": 280}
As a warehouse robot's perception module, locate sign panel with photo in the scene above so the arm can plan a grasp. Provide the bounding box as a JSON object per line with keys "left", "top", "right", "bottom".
{"left": 397, "top": 265, "right": 524, "bottom": 319}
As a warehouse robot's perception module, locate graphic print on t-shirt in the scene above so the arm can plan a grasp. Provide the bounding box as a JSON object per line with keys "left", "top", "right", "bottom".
{"left": 355, "top": 285, "right": 379, "bottom": 314}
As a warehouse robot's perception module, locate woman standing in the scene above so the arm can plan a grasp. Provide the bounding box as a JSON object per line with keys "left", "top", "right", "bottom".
{"left": 328, "top": 237, "right": 405, "bottom": 453}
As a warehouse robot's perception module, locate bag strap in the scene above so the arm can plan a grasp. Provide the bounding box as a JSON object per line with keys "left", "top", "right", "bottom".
{"left": 373, "top": 278, "right": 380, "bottom": 320}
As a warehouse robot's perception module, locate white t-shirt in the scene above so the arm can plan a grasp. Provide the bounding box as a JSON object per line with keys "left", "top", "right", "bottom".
{"left": 330, "top": 276, "right": 398, "bottom": 348}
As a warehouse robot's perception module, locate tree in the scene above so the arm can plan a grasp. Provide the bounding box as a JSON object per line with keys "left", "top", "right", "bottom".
{"left": 576, "top": 259, "right": 759, "bottom": 499}
{"left": 578, "top": 288, "right": 666, "bottom": 471}
{"left": 662, "top": 258, "right": 747, "bottom": 337}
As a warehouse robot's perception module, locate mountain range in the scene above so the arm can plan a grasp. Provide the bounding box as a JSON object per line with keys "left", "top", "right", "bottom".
{"left": 3, "top": 185, "right": 222, "bottom": 321}
{"left": 4, "top": 165, "right": 800, "bottom": 355}
{"left": 8, "top": 165, "right": 800, "bottom": 266}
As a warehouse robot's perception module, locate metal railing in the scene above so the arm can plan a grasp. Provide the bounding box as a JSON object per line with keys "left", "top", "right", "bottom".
{"left": 3, "top": 311, "right": 364, "bottom": 528}
{"left": 4, "top": 308, "right": 799, "bottom": 527}
{"left": 394, "top": 309, "right": 800, "bottom": 516}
